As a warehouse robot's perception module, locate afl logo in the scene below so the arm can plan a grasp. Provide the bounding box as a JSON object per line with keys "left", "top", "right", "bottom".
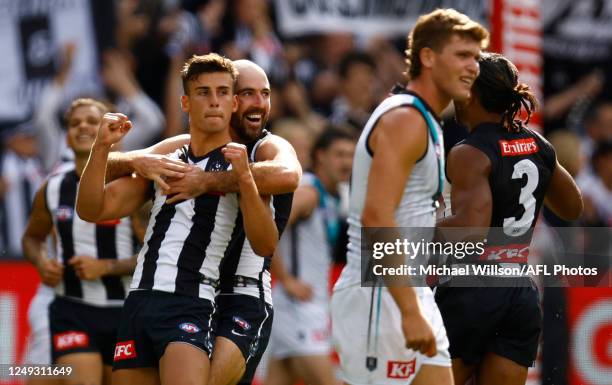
{"left": 232, "top": 316, "right": 251, "bottom": 331}
{"left": 179, "top": 322, "right": 201, "bottom": 334}
{"left": 56, "top": 206, "right": 73, "bottom": 221}
{"left": 210, "top": 161, "right": 224, "bottom": 172}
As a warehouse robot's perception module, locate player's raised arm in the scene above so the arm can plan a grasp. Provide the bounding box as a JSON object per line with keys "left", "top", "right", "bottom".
{"left": 105, "top": 134, "right": 191, "bottom": 184}
{"left": 76, "top": 113, "right": 150, "bottom": 222}
{"left": 362, "top": 108, "right": 437, "bottom": 357}
{"left": 224, "top": 142, "right": 278, "bottom": 257}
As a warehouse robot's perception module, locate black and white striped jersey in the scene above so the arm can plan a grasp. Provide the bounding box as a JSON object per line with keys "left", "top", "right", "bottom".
{"left": 217, "top": 131, "right": 293, "bottom": 305}
{"left": 130, "top": 144, "right": 242, "bottom": 301}
{"left": 45, "top": 165, "right": 136, "bottom": 306}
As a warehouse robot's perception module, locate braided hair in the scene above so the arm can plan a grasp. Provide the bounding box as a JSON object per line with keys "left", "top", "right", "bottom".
{"left": 473, "top": 52, "right": 538, "bottom": 133}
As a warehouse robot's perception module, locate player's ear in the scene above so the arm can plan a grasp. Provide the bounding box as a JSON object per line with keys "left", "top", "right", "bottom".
{"left": 232, "top": 94, "right": 238, "bottom": 113}
{"left": 420, "top": 47, "right": 435, "bottom": 70}
{"left": 180, "top": 94, "right": 189, "bottom": 113}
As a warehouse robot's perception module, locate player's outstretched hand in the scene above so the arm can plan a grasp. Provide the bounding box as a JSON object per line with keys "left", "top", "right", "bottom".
{"left": 95, "top": 113, "right": 132, "bottom": 147}
{"left": 68, "top": 255, "right": 109, "bottom": 280}
{"left": 402, "top": 311, "right": 437, "bottom": 357}
{"left": 132, "top": 153, "right": 189, "bottom": 190}
{"left": 222, "top": 142, "right": 251, "bottom": 180}
{"left": 36, "top": 258, "right": 64, "bottom": 287}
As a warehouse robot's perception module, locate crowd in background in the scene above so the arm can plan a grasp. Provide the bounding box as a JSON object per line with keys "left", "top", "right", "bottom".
{"left": 0, "top": 0, "right": 610, "bottom": 259}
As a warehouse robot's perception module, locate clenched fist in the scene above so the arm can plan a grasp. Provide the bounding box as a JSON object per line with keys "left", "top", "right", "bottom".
{"left": 222, "top": 142, "right": 251, "bottom": 180}
{"left": 95, "top": 113, "right": 133, "bottom": 147}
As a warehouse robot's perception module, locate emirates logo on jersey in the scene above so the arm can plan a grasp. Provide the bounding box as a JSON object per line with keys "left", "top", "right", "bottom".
{"left": 499, "top": 138, "right": 538, "bottom": 156}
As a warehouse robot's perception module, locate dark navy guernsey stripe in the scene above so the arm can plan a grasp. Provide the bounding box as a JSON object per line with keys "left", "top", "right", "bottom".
{"left": 174, "top": 193, "right": 220, "bottom": 296}
{"left": 56, "top": 171, "right": 82, "bottom": 297}
{"left": 96, "top": 224, "right": 125, "bottom": 300}
{"left": 218, "top": 214, "right": 245, "bottom": 293}
{"left": 138, "top": 149, "right": 189, "bottom": 289}
{"left": 138, "top": 203, "right": 176, "bottom": 289}
{"left": 272, "top": 193, "right": 293, "bottom": 238}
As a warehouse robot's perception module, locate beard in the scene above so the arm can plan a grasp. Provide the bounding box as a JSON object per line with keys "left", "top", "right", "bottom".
{"left": 230, "top": 111, "right": 268, "bottom": 143}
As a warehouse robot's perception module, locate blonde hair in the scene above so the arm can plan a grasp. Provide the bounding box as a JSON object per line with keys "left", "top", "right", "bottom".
{"left": 405, "top": 8, "right": 489, "bottom": 80}
{"left": 64, "top": 98, "right": 109, "bottom": 123}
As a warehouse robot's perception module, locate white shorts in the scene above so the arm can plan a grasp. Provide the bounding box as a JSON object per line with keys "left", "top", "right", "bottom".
{"left": 331, "top": 285, "right": 450, "bottom": 385}
{"left": 24, "top": 284, "right": 54, "bottom": 364}
{"left": 268, "top": 297, "right": 331, "bottom": 359}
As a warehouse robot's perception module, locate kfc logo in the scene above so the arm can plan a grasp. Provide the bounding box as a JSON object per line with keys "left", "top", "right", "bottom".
{"left": 53, "top": 331, "right": 89, "bottom": 351}
{"left": 480, "top": 243, "right": 529, "bottom": 263}
{"left": 114, "top": 340, "right": 137, "bottom": 361}
{"left": 387, "top": 360, "right": 416, "bottom": 379}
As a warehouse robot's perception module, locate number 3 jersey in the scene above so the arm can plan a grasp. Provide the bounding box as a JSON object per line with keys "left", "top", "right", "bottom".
{"left": 461, "top": 123, "right": 556, "bottom": 262}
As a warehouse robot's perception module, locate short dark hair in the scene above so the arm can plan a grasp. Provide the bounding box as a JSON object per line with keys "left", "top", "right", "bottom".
{"left": 181, "top": 53, "right": 237, "bottom": 95}
{"left": 405, "top": 8, "right": 489, "bottom": 80}
{"left": 473, "top": 52, "right": 538, "bottom": 133}
{"left": 311, "top": 127, "right": 354, "bottom": 165}
{"left": 339, "top": 51, "right": 376, "bottom": 79}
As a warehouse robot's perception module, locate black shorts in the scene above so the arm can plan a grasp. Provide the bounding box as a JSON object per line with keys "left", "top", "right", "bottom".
{"left": 49, "top": 296, "right": 122, "bottom": 365}
{"left": 112, "top": 290, "right": 215, "bottom": 370}
{"left": 213, "top": 294, "right": 273, "bottom": 385}
{"left": 434, "top": 278, "right": 542, "bottom": 367}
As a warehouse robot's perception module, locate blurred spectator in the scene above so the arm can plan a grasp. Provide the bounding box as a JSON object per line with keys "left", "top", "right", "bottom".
{"left": 542, "top": 70, "right": 604, "bottom": 130}
{"left": 581, "top": 100, "right": 612, "bottom": 159}
{"left": 278, "top": 80, "right": 327, "bottom": 134}
{"left": 548, "top": 130, "right": 585, "bottom": 179}
{"left": 365, "top": 36, "right": 406, "bottom": 101}
{"left": 101, "top": 49, "right": 166, "bottom": 149}
{"left": 0, "top": 121, "right": 44, "bottom": 258}
{"left": 330, "top": 51, "right": 377, "bottom": 135}
{"left": 220, "top": 0, "right": 284, "bottom": 75}
{"left": 577, "top": 140, "right": 612, "bottom": 226}
{"left": 271, "top": 118, "right": 315, "bottom": 171}
{"left": 34, "top": 43, "right": 165, "bottom": 171}
{"left": 543, "top": 130, "right": 585, "bottom": 227}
